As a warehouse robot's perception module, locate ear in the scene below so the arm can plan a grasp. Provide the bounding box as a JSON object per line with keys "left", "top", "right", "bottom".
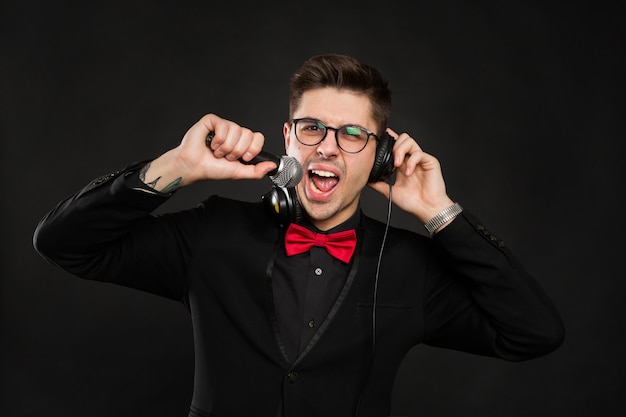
{"left": 283, "top": 122, "right": 292, "bottom": 151}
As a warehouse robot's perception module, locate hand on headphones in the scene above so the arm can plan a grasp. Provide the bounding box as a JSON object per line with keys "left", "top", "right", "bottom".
{"left": 369, "top": 129, "right": 454, "bottom": 224}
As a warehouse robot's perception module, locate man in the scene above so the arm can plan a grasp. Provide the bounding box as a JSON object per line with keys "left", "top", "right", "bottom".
{"left": 34, "top": 54, "right": 564, "bottom": 417}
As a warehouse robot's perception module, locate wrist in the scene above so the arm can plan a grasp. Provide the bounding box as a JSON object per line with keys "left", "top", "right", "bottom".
{"left": 140, "top": 152, "right": 189, "bottom": 193}
{"left": 423, "top": 203, "right": 463, "bottom": 236}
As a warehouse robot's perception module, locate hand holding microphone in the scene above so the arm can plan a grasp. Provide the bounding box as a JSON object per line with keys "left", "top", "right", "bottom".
{"left": 140, "top": 114, "right": 302, "bottom": 192}
{"left": 206, "top": 131, "right": 302, "bottom": 188}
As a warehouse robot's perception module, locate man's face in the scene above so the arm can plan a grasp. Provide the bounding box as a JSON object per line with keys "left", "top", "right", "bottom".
{"left": 283, "top": 87, "right": 378, "bottom": 231}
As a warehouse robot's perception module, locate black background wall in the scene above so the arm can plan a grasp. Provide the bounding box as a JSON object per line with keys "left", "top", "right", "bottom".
{"left": 1, "top": 1, "right": 624, "bottom": 416}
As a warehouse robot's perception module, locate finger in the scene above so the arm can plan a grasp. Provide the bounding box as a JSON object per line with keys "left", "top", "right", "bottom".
{"left": 402, "top": 150, "right": 427, "bottom": 176}
{"left": 223, "top": 128, "right": 255, "bottom": 161}
{"left": 198, "top": 113, "right": 228, "bottom": 146}
{"left": 392, "top": 134, "right": 421, "bottom": 168}
{"left": 210, "top": 122, "right": 254, "bottom": 160}
{"left": 241, "top": 131, "right": 265, "bottom": 162}
{"left": 253, "top": 160, "right": 278, "bottom": 177}
{"left": 203, "top": 123, "right": 231, "bottom": 156}
{"left": 408, "top": 150, "right": 441, "bottom": 178}
{"left": 385, "top": 127, "right": 399, "bottom": 139}
{"left": 394, "top": 133, "right": 422, "bottom": 153}
{"left": 213, "top": 125, "right": 243, "bottom": 158}
{"left": 228, "top": 160, "right": 276, "bottom": 181}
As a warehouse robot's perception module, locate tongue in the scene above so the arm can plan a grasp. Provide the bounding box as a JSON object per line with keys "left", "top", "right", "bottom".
{"left": 312, "top": 175, "right": 339, "bottom": 192}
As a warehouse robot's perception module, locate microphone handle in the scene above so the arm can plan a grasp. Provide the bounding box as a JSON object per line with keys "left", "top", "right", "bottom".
{"left": 206, "top": 132, "right": 279, "bottom": 175}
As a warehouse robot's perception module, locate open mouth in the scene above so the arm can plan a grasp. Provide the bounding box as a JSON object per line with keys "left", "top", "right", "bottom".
{"left": 309, "top": 169, "right": 339, "bottom": 194}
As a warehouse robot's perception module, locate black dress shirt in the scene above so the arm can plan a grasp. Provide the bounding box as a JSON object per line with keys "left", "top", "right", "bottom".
{"left": 272, "top": 211, "right": 361, "bottom": 363}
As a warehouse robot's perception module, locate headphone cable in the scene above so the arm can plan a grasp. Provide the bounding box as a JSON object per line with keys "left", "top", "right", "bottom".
{"left": 372, "top": 181, "right": 393, "bottom": 352}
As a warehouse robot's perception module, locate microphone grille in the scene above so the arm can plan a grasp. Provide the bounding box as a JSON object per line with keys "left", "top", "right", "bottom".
{"left": 270, "top": 156, "right": 303, "bottom": 188}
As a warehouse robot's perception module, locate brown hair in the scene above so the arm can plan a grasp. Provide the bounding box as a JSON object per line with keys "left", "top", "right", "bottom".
{"left": 289, "top": 54, "right": 392, "bottom": 135}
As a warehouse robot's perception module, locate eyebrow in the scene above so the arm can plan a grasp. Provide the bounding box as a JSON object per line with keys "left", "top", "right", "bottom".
{"left": 300, "top": 117, "right": 370, "bottom": 131}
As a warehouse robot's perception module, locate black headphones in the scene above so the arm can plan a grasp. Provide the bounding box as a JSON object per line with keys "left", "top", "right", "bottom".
{"left": 263, "top": 132, "right": 395, "bottom": 226}
{"left": 368, "top": 131, "right": 396, "bottom": 184}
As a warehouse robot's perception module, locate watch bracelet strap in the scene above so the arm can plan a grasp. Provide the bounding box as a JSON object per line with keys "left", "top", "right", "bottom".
{"left": 424, "top": 203, "right": 463, "bottom": 236}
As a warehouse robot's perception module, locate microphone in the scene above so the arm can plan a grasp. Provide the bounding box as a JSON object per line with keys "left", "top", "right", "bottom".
{"left": 206, "top": 132, "right": 303, "bottom": 188}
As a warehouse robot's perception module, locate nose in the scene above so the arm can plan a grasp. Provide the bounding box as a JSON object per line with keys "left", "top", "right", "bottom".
{"left": 317, "top": 128, "right": 340, "bottom": 158}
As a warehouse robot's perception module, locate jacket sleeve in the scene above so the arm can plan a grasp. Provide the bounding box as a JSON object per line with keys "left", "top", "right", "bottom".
{"left": 422, "top": 211, "right": 565, "bottom": 361}
{"left": 33, "top": 161, "right": 206, "bottom": 302}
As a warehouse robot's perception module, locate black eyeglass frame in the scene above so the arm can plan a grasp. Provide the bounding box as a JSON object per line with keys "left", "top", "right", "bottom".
{"left": 290, "top": 118, "right": 379, "bottom": 154}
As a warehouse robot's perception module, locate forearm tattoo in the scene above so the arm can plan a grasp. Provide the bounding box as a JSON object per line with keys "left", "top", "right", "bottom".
{"left": 161, "top": 177, "right": 182, "bottom": 193}
{"left": 139, "top": 161, "right": 182, "bottom": 193}
{"left": 139, "top": 162, "right": 160, "bottom": 188}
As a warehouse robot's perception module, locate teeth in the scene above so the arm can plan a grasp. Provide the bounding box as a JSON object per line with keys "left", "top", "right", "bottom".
{"left": 311, "top": 169, "right": 337, "bottom": 178}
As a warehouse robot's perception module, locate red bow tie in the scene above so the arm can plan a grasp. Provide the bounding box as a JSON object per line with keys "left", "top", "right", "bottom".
{"left": 284, "top": 223, "right": 357, "bottom": 264}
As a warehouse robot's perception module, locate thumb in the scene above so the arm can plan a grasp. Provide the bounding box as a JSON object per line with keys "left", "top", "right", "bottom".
{"left": 368, "top": 181, "right": 391, "bottom": 199}
{"left": 252, "top": 161, "right": 278, "bottom": 179}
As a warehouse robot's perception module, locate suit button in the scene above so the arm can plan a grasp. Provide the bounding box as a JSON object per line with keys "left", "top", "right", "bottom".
{"left": 287, "top": 371, "right": 300, "bottom": 384}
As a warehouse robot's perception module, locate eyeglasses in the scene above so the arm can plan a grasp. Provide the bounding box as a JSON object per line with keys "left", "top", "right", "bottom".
{"left": 291, "top": 118, "right": 378, "bottom": 154}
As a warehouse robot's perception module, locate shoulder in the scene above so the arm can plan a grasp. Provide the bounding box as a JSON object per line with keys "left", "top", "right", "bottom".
{"left": 197, "top": 195, "right": 277, "bottom": 235}
{"left": 360, "top": 214, "right": 435, "bottom": 258}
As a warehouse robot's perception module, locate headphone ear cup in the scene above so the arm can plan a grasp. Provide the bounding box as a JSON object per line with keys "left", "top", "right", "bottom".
{"left": 262, "top": 186, "right": 303, "bottom": 226}
{"left": 369, "top": 132, "right": 395, "bottom": 183}
{"left": 289, "top": 187, "right": 303, "bottom": 224}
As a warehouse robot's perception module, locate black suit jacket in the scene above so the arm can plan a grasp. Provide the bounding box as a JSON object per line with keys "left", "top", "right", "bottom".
{"left": 33, "top": 163, "right": 564, "bottom": 417}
